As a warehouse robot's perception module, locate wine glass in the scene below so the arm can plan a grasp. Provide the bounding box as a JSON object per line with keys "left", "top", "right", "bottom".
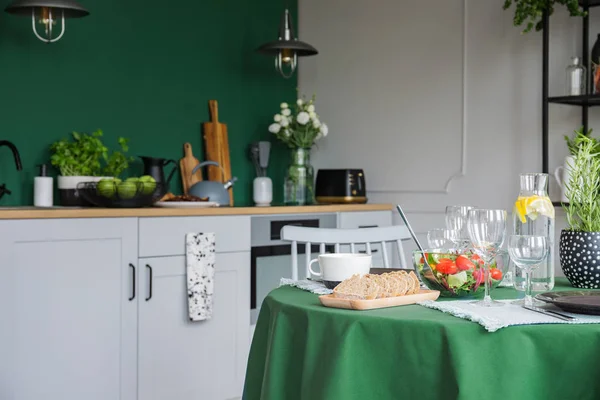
{"left": 445, "top": 205, "right": 476, "bottom": 251}
{"left": 427, "top": 229, "right": 459, "bottom": 251}
{"left": 508, "top": 235, "right": 549, "bottom": 308}
{"left": 467, "top": 209, "right": 507, "bottom": 307}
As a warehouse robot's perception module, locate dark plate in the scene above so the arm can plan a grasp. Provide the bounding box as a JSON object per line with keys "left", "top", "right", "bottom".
{"left": 536, "top": 291, "right": 600, "bottom": 315}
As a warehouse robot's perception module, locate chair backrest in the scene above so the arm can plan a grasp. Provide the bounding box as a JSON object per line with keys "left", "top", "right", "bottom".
{"left": 280, "top": 225, "right": 412, "bottom": 280}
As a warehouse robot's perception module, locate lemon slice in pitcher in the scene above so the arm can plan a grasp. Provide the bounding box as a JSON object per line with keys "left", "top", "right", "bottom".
{"left": 525, "top": 196, "right": 555, "bottom": 220}
{"left": 515, "top": 196, "right": 555, "bottom": 222}
{"left": 514, "top": 198, "right": 527, "bottom": 223}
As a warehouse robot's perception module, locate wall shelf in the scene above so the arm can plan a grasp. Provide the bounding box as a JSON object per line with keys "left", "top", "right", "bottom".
{"left": 549, "top": 94, "right": 600, "bottom": 106}
{"left": 580, "top": 0, "right": 600, "bottom": 8}
{"left": 541, "top": 5, "right": 595, "bottom": 174}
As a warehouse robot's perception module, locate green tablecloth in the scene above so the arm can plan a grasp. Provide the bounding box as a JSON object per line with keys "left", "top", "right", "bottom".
{"left": 243, "top": 278, "right": 600, "bottom": 400}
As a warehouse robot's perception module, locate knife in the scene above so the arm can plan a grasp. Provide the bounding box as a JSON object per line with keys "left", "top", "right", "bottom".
{"left": 523, "top": 305, "right": 576, "bottom": 321}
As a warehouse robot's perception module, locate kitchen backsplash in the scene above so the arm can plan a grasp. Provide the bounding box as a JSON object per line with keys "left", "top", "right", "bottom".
{"left": 0, "top": 0, "right": 297, "bottom": 207}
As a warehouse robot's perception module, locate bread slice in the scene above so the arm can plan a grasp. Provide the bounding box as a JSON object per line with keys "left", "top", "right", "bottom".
{"left": 383, "top": 272, "right": 408, "bottom": 296}
{"left": 364, "top": 273, "right": 392, "bottom": 298}
{"left": 332, "top": 270, "right": 422, "bottom": 300}
{"left": 407, "top": 271, "right": 421, "bottom": 294}
{"left": 333, "top": 274, "right": 381, "bottom": 300}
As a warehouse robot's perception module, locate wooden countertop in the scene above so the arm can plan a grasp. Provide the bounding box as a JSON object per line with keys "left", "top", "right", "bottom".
{"left": 0, "top": 203, "right": 394, "bottom": 220}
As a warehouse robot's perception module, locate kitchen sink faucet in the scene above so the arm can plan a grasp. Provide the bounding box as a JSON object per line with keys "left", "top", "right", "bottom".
{"left": 0, "top": 140, "right": 23, "bottom": 201}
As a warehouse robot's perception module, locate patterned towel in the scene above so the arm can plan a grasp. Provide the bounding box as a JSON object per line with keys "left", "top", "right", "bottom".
{"left": 186, "top": 232, "right": 216, "bottom": 322}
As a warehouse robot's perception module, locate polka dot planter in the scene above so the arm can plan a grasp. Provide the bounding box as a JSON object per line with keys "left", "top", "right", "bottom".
{"left": 559, "top": 230, "right": 600, "bottom": 289}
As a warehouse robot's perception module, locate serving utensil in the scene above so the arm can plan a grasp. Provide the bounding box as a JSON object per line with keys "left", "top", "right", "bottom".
{"left": 248, "top": 143, "right": 261, "bottom": 177}
{"left": 396, "top": 205, "right": 425, "bottom": 254}
{"left": 258, "top": 141, "right": 270, "bottom": 173}
{"left": 522, "top": 305, "right": 575, "bottom": 321}
{"left": 396, "top": 204, "right": 430, "bottom": 288}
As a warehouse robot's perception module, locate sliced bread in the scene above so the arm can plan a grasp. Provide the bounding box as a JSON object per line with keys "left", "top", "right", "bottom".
{"left": 333, "top": 274, "right": 381, "bottom": 300}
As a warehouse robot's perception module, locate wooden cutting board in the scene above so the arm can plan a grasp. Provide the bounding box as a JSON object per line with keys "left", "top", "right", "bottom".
{"left": 203, "top": 100, "right": 233, "bottom": 206}
{"left": 179, "top": 142, "right": 203, "bottom": 194}
{"left": 319, "top": 290, "right": 440, "bottom": 311}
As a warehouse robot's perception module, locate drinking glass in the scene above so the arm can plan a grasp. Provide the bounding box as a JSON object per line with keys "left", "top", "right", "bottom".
{"left": 467, "top": 209, "right": 507, "bottom": 307}
{"left": 427, "top": 228, "right": 459, "bottom": 251}
{"left": 445, "top": 205, "right": 476, "bottom": 251}
{"left": 508, "top": 235, "right": 549, "bottom": 307}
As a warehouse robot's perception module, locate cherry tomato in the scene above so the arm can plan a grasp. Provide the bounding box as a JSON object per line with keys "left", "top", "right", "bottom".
{"left": 490, "top": 268, "right": 503, "bottom": 281}
{"left": 437, "top": 259, "right": 458, "bottom": 275}
{"left": 419, "top": 257, "right": 425, "bottom": 264}
{"left": 471, "top": 254, "right": 484, "bottom": 265}
{"left": 456, "top": 255, "right": 475, "bottom": 271}
{"left": 446, "top": 264, "right": 458, "bottom": 275}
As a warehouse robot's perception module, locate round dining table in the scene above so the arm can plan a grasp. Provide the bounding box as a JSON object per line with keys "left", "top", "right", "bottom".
{"left": 242, "top": 278, "right": 600, "bottom": 400}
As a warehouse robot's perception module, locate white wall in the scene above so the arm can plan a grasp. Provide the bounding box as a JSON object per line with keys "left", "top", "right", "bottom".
{"left": 298, "top": 0, "right": 600, "bottom": 273}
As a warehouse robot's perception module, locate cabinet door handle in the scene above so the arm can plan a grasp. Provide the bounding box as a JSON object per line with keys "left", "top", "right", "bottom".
{"left": 145, "top": 264, "right": 153, "bottom": 302}
{"left": 129, "top": 263, "right": 136, "bottom": 301}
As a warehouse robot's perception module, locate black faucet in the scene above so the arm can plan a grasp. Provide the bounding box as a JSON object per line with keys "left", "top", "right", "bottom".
{"left": 0, "top": 140, "right": 23, "bottom": 201}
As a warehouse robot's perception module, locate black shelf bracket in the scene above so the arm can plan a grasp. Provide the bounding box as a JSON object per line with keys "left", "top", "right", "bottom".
{"left": 542, "top": 4, "right": 592, "bottom": 175}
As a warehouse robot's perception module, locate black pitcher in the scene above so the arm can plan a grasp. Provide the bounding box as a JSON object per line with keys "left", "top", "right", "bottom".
{"left": 139, "top": 156, "right": 177, "bottom": 185}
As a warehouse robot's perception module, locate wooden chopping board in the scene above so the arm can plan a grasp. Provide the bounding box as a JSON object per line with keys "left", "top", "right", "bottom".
{"left": 319, "top": 290, "right": 440, "bottom": 310}
{"left": 203, "top": 100, "right": 233, "bottom": 206}
{"left": 179, "top": 142, "right": 203, "bottom": 194}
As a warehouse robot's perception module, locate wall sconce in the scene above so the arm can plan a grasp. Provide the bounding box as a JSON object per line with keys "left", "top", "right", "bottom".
{"left": 5, "top": 0, "right": 89, "bottom": 43}
{"left": 256, "top": 9, "right": 318, "bottom": 78}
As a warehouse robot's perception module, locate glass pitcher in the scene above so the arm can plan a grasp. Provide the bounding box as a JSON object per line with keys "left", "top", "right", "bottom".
{"left": 512, "top": 173, "right": 555, "bottom": 292}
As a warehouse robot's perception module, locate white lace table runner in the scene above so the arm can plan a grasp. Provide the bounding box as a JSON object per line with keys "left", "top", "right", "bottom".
{"left": 418, "top": 299, "right": 600, "bottom": 332}
{"left": 279, "top": 278, "right": 332, "bottom": 295}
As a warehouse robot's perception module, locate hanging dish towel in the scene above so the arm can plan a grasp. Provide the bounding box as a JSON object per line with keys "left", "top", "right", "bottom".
{"left": 186, "top": 232, "right": 216, "bottom": 321}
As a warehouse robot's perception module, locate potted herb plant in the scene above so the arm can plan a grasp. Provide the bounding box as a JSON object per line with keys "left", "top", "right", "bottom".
{"left": 556, "top": 127, "right": 600, "bottom": 203}
{"left": 503, "top": 0, "right": 586, "bottom": 33}
{"left": 50, "top": 129, "right": 132, "bottom": 206}
{"left": 559, "top": 132, "right": 600, "bottom": 288}
{"left": 268, "top": 94, "right": 328, "bottom": 205}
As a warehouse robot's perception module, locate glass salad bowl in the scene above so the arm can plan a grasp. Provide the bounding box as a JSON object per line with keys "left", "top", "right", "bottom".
{"left": 412, "top": 249, "right": 509, "bottom": 298}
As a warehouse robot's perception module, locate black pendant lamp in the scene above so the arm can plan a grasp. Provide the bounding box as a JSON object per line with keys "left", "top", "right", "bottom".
{"left": 256, "top": 9, "right": 318, "bottom": 78}
{"left": 5, "top": 0, "right": 89, "bottom": 43}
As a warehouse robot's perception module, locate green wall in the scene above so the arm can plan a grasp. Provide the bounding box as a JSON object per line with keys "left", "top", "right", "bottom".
{"left": 0, "top": 0, "right": 297, "bottom": 206}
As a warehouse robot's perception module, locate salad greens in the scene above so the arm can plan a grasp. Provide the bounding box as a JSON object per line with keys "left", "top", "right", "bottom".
{"left": 415, "top": 251, "right": 503, "bottom": 298}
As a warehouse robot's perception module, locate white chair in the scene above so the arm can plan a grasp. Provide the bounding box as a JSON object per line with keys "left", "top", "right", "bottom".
{"left": 280, "top": 225, "right": 412, "bottom": 281}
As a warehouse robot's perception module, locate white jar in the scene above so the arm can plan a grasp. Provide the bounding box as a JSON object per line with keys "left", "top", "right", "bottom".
{"left": 554, "top": 155, "right": 575, "bottom": 203}
{"left": 253, "top": 177, "right": 272, "bottom": 207}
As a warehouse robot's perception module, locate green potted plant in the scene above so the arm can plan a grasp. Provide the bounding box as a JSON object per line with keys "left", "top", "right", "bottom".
{"left": 50, "top": 129, "right": 132, "bottom": 206}
{"left": 556, "top": 127, "right": 599, "bottom": 203}
{"left": 503, "top": 0, "right": 586, "bottom": 33}
{"left": 559, "top": 132, "right": 600, "bottom": 288}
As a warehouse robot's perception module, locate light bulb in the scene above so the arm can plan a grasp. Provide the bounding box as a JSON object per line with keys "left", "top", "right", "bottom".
{"left": 281, "top": 48, "right": 293, "bottom": 64}
{"left": 275, "top": 50, "right": 297, "bottom": 79}
{"left": 38, "top": 7, "right": 56, "bottom": 35}
{"left": 31, "top": 7, "right": 65, "bottom": 43}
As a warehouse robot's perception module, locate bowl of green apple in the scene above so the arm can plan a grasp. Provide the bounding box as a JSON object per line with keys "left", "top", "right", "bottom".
{"left": 77, "top": 175, "right": 167, "bottom": 207}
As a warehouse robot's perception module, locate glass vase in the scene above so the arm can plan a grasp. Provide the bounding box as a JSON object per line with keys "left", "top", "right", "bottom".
{"left": 284, "top": 148, "right": 314, "bottom": 205}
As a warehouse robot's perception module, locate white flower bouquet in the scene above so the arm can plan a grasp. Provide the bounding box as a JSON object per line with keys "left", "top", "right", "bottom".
{"left": 268, "top": 95, "right": 328, "bottom": 149}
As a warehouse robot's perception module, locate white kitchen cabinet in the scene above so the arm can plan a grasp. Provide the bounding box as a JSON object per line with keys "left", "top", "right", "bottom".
{"left": 337, "top": 211, "right": 395, "bottom": 267}
{"left": 137, "top": 252, "right": 249, "bottom": 400}
{"left": 0, "top": 218, "right": 138, "bottom": 400}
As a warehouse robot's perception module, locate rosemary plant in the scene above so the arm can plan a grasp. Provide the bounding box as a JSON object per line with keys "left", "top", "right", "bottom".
{"left": 564, "top": 127, "right": 600, "bottom": 156}
{"left": 564, "top": 133, "right": 600, "bottom": 232}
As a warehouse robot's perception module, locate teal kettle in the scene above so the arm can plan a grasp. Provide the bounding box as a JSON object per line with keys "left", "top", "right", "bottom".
{"left": 188, "top": 161, "right": 237, "bottom": 206}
